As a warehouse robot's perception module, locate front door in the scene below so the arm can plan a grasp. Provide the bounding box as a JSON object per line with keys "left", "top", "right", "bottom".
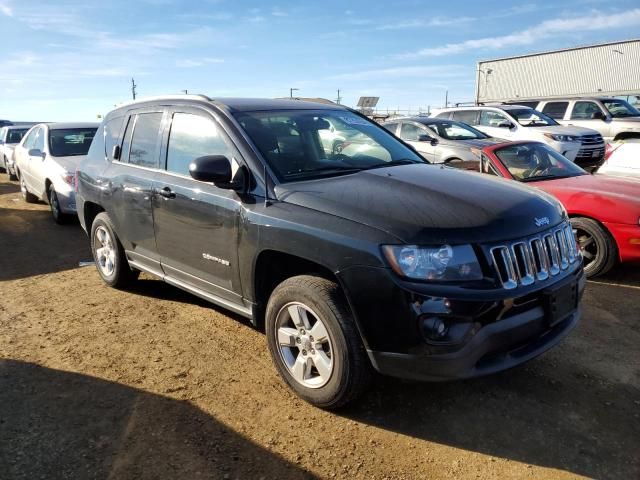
{"left": 152, "top": 108, "right": 243, "bottom": 303}
{"left": 399, "top": 122, "right": 436, "bottom": 161}
{"left": 567, "top": 101, "right": 611, "bottom": 138}
{"left": 477, "top": 110, "right": 516, "bottom": 140}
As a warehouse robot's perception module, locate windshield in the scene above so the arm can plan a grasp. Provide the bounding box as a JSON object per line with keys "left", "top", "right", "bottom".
{"left": 494, "top": 143, "right": 586, "bottom": 182}
{"left": 49, "top": 128, "right": 97, "bottom": 156}
{"left": 234, "top": 110, "right": 425, "bottom": 182}
{"left": 7, "top": 128, "right": 29, "bottom": 144}
{"left": 602, "top": 99, "right": 640, "bottom": 118}
{"left": 508, "top": 108, "right": 558, "bottom": 127}
{"left": 425, "top": 120, "right": 489, "bottom": 140}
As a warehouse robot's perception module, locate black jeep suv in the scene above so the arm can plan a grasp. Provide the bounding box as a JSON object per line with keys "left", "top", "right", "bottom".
{"left": 76, "top": 96, "right": 585, "bottom": 408}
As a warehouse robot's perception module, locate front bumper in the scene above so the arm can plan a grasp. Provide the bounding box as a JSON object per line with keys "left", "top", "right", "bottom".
{"left": 55, "top": 187, "right": 77, "bottom": 214}
{"left": 339, "top": 264, "right": 585, "bottom": 381}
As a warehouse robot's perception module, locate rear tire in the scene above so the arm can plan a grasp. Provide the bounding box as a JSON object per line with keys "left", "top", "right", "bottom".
{"left": 571, "top": 217, "right": 617, "bottom": 277}
{"left": 20, "top": 176, "right": 38, "bottom": 203}
{"left": 265, "top": 275, "right": 372, "bottom": 409}
{"left": 90, "top": 212, "right": 139, "bottom": 288}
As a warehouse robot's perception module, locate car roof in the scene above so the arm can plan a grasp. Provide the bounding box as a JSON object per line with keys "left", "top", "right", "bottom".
{"left": 108, "top": 95, "right": 348, "bottom": 117}
{"left": 42, "top": 122, "right": 100, "bottom": 130}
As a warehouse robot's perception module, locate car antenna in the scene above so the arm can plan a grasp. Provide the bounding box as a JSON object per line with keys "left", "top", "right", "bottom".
{"left": 264, "top": 163, "right": 272, "bottom": 207}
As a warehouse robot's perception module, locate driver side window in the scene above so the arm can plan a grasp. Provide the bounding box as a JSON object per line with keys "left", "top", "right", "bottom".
{"left": 571, "top": 102, "right": 602, "bottom": 120}
{"left": 399, "top": 123, "right": 422, "bottom": 141}
{"left": 33, "top": 129, "right": 45, "bottom": 152}
{"left": 22, "top": 129, "right": 38, "bottom": 149}
{"left": 479, "top": 110, "right": 509, "bottom": 127}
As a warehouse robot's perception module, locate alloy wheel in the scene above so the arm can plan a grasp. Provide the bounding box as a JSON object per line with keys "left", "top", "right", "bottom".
{"left": 50, "top": 190, "right": 60, "bottom": 220}
{"left": 576, "top": 227, "right": 597, "bottom": 270}
{"left": 275, "top": 302, "right": 334, "bottom": 388}
{"left": 94, "top": 226, "right": 116, "bottom": 277}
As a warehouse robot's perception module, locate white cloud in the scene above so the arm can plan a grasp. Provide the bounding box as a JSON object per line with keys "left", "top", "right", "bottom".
{"left": 176, "top": 57, "right": 224, "bottom": 68}
{"left": 401, "top": 8, "right": 640, "bottom": 57}
{"left": 377, "top": 16, "right": 475, "bottom": 30}
{"left": 328, "top": 65, "right": 465, "bottom": 81}
{"left": 271, "top": 7, "right": 288, "bottom": 17}
{"left": 0, "top": 1, "right": 12, "bottom": 17}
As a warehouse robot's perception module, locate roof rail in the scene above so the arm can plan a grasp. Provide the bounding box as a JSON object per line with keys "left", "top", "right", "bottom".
{"left": 116, "top": 94, "right": 213, "bottom": 109}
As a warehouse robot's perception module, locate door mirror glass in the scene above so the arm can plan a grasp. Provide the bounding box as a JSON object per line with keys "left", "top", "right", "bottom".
{"left": 417, "top": 134, "right": 432, "bottom": 142}
{"left": 591, "top": 111, "right": 606, "bottom": 120}
{"left": 497, "top": 121, "right": 513, "bottom": 129}
{"left": 189, "top": 155, "right": 233, "bottom": 186}
{"left": 28, "top": 148, "right": 45, "bottom": 158}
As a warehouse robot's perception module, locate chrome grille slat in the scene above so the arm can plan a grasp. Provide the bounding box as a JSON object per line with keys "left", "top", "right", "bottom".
{"left": 490, "top": 222, "right": 579, "bottom": 290}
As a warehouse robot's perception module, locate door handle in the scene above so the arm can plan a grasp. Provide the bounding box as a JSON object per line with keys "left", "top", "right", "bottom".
{"left": 154, "top": 186, "right": 176, "bottom": 199}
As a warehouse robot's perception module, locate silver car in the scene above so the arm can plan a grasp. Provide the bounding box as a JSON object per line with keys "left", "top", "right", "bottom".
{"left": 383, "top": 117, "right": 503, "bottom": 165}
{"left": 14, "top": 122, "right": 98, "bottom": 223}
{"left": 0, "top": 125, "right": 34, "bottom": 180}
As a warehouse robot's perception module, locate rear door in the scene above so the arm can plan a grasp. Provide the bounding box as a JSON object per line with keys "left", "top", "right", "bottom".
{"left": 151, "top": 107, "right": 244, "bottom": 304}
{"left": 106, "top": 109, "right": 165, "bottom": 273}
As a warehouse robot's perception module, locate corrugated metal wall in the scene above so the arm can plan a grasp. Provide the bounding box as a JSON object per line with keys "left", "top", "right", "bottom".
{"left": 476, "top": 40, "right": 640, "bottom": 103}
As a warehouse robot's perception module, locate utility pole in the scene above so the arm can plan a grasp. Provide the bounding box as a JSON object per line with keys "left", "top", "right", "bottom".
{"left": 336, "top": 89, "right": 342, "bottom": 105}
{"left": 289, "top": 87, "right": 299, "bottom": 99}
{"left": 181, "top": 89, "right": 188, "bottom": 94}
{"left": 131, "top": 78, "right": 137, "bottom": 100}
{"left": 444, "top": 89, "right": 448, "bottom": 108}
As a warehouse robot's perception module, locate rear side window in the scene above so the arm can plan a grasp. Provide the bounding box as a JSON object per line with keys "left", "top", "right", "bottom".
{"left": 383, "top": 122, "right": 398, "bottom": 134}
{"left": 400, "top": 123, "right": 421, "bottom": 141}
{"left": 571, "top": 102, "right": 602, "bottom": 120}
{"left": 127, "top": 113, "right": 163, "bottom": 168}
{"left": 542, "top": 102, "right": 569, "bottom": 119}
{"left": 451, "top": 110, "right": 479, "bottom": 125}
{"left": 166, "top": 113, "right": 233, "bottom": 176}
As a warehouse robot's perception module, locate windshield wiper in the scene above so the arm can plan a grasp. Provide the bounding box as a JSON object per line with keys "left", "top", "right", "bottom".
{"left": 286, "top": 165, "right": 364, "bottom": 177}
{"left": 363, "top": 159, "right": 422, "bottom": 170}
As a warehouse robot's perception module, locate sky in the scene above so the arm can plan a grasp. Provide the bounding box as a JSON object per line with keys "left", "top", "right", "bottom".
{"left": 0, "top": 0, "right": 639, "bottom": 121}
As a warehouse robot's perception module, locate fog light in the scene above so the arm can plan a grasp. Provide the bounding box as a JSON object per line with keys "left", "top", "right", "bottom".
{"left": 422, "top": 316, "right": 449, "bottom": 341}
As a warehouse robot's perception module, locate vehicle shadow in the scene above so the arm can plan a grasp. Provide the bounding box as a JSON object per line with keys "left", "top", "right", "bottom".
{"left": 592, "top": 263, "right": 640, "bottom": 288}
{"left": 0, "top": 206, "right": 91, "bottom": 281}
{"left": 0, "top": 359, "right": 316, "bottom": 479}
{"left": 341, "top": 359, "right": 639, "bottom": 479}
{"left": 0, "top": 181, "right": 19, "bottom": 195}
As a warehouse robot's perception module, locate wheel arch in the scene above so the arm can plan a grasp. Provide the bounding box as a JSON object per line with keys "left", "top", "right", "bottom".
{"left": 83, "top": 201, "right": 105, "bottom": 233}
{"left": 613, "top": 132, "right": 640, "bottom": 141}
{"left": 568, "top": 213, "right": 620, "bottom": 262}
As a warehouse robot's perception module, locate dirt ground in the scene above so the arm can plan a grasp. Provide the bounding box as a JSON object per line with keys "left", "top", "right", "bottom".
{"left": 0, "top": 177, "right": 638, "bottom": 480}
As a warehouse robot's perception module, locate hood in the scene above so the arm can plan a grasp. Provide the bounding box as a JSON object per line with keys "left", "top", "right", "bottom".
{"left": 454, "top": 137, "right": 505, "bottom": 148}
{"left": 532, "top": 174, "right": 640, "bottom": 204}
{"left": 533, "top": 125, "right": 600, "bottom": 136}
{"left": 275, "top": 164, "right": 565, "bottom": 244}
{"left": 50, "top": 155, "right": 88, "bottom": 173}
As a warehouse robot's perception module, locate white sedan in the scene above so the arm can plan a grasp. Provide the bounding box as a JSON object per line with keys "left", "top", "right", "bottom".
{"left": 598, "top": 140, "right": 640, "bottom": 179}
{"left": 14, "top": 122, "right": 98, "bottom": 223}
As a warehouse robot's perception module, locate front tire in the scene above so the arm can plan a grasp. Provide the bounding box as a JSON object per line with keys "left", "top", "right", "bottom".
{"left": 90, "top": 212, "right": 139, "bottom": 288}
{"left": 20, "top": 176, "right": 38, "bottom": 203}
{"left": 48, "top": 184, "right": 67, "bottom": 225}
{"left": 266, "top": 275, "right": 372, "bottom": 409}
{"left": 571, "top": 217, "right": 617, "bottom": 277}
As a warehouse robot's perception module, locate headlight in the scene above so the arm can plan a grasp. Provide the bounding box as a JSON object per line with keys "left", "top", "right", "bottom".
{"left": 382, "top": 244, "right": 483, "bottom": 281}
{"left": 544, "top": 133, "right": 578, "bottom": 142}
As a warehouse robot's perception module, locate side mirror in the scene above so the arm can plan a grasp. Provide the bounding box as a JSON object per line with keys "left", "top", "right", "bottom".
{"left": 591, "top": 111, "right": 606, "bottom": 120}
{"left": 28, "top": 148, "right": 45, "bottom": 158}
{"left": 189, "top": 155, "right": 242, "bottom": 190}
{"left": 418, "top": 134, "right": 438, "bottom": 146}
{"left": 497, "top": 121, "right": 514, "bottom": 129}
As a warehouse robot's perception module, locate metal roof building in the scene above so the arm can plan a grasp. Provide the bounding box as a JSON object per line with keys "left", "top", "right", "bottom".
{"left": 475, "top": 39, "right": 640, "bottom": 104}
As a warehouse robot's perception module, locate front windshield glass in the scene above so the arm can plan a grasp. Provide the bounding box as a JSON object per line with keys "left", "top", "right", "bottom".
{"left": 49, "top": 128, "right": 97, "bottom": 156}
{"left": 7, "top": 128, "right": 28, "bottom": 144}
{"left": 425, "top": 120, "right": 489, "bottom": 140}
{"left": 602, "top": 99, "right": 640, "bottom": 118}
{"left": 494, "top": 143, "right": 586, "bottom": 182}
{"left": 234, "top": 110, "right": 425, "bottom": 182}
{"left": 508, "top": 108, "right": 558, "bottom": 127}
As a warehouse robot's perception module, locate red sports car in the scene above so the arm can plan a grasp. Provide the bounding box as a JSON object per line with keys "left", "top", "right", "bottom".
{"left": 469, "top": 141, "right": 640, "bottom": 277}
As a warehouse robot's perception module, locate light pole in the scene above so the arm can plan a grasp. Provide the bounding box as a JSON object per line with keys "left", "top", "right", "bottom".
{"left": 289, "top": 88, "right": 299, "bottom": 99}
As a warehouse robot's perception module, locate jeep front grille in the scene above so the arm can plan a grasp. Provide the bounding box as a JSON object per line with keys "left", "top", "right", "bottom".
{"left": 490, "top": 223, "right": 580, "bottom": 290}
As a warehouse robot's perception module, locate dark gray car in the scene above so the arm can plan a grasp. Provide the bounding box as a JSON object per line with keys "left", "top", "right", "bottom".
{"left": 383, "top": 117, "right": 504, "bottom": 165}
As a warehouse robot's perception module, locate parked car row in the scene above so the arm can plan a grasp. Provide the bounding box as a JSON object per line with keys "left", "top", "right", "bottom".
{"left": 4, "top": 96, "right": 636, "bottom": 409}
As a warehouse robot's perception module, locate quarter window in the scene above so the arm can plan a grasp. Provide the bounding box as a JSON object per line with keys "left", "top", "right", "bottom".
{"left": 541, "top": 102, "right": 569, "bottom": 119}
{"left": 400, "top": 123, "right": 422, "bottom": 141}
{"left": 571, "top": 102, "right": 602, "bottom": 120}
{"left": 451, "top": 110, "right": 479, "bottom": 125}
{"left": 479, "top": 110, "right": 509, "bottom": 127}
{"left": 127, "top": 113, "right": 163, "bottom": 168}
{"left": 166, "top": 113, "right": 233, "bottom": 176}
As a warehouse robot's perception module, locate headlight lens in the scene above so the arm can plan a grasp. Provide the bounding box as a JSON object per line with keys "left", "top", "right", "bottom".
{"left": 544, "top": 133, "right": 578, "bottom": 142}
{"left": 382, "top": 244, "right": 483, "bottom": 281}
